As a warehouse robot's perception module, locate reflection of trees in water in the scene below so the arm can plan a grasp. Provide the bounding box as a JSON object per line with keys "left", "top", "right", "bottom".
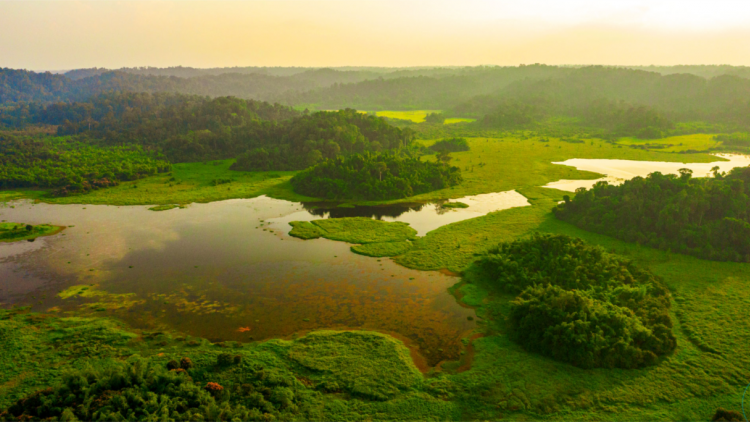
{"left": 302, "top": 202, "right": 429, "bottom": 219}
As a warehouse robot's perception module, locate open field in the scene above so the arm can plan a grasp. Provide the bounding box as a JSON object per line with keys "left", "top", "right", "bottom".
{"left": 617, "top": 134, "right": 721, "bottom": 152}
{"left": 375, "top": 110, "right": 441, "bottom": 123}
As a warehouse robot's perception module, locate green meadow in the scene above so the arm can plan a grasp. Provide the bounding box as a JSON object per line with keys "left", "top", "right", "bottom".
{"left": 616, "top": 133, "right": 721, "bottom": 152}
{"left": 374, "top": 110, "right": 475, "bottom": 125}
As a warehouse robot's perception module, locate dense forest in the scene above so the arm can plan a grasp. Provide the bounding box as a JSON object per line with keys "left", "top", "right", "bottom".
{"left": 554, "top": 167, "right": 750, "bottom": 262}
{"left": 1, "top": 93, "right": 413, "bottom": 165}
{"left": 290, "top": 152, "right": 462, "bottom": 200}
{"left": 472, "top": 234, "right": 675, "bottom": 369}
{"left": 0, "top": 133, "right": 170, "bottom": 195}
{"left": 454, "top": 67, "right": 750, "bottom": 136}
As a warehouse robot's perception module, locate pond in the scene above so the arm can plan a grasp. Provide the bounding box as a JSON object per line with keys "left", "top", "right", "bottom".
{"left": 0, "top": 191, "right": 528, "bottom": 367}
{"left": 544, "top": 153, "right": 750, "bottom": 191}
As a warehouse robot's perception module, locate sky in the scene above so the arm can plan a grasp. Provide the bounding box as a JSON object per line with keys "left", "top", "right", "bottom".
{"left": 1, "top": 0, "right": 749, "bottom": 70}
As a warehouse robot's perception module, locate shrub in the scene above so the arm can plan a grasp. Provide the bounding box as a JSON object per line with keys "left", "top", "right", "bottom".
{"left": 217, "top": 353, "right": 234, "bottom": 367}
{"left": 166, "top": 359, "right": 179, "bottom": 370}
{"left": 180, "top": 357, "right": 194, "bottom": 369}
{"left": 712, "top": 408, "right": 744, "bottom": 421}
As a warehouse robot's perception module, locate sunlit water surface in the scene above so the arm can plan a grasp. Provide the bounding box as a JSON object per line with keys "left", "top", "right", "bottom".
{"left": 0, "top": 192, "right": 529, "bottom": 366}
{"left": 544, "top": 153, "right": 750, "bottom": 191}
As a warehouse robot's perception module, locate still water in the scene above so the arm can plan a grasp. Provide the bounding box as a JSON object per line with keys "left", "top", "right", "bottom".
{"left": 545, "top": 153, "right": 750, "bottom": 191}
{"left": 0, "top": 192, "right": 528, "bottom": 367}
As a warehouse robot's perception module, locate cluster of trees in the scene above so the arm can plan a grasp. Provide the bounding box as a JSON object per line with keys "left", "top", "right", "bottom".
{"left": 0, "top": 357, "right": 319, "bottom": 421}
{"left": 290, "top": 152, "right": 462, "bottom": 200}
{"left": 428, "top": 138, "right": 470, "bottom": 153}
{"left": 555, "top": 167, "right": 750, "bottom": 262}
{"left": 474, "top": 233, "right": 675, "bottom": 369}
{"left": 715, "top": 133, "right": 750, "bottom": 153}
{"left": 0, "top": 133, "right": 170, "bottom": 195}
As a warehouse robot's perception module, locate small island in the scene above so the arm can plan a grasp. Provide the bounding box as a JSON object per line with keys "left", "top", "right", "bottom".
{"left": 289, "top": 217, "right": 418, "bottom": 257}
{"left": 0, "top": 222, "right": 64, "bottom": 242}
{"left": 290, "top": 152, "right": 462, "bottom": 200}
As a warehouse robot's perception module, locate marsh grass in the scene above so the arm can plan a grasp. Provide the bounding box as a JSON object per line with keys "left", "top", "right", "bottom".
{"left": 0, "top": 222, "right": 63, "bottom": 243}
{"left": 351, "top": 241, "right": 413, "bottom": 257}
{"left": 617, "top": 134, "right": 720, "bottom": 152}
{"left": 290, "top": 217, "right": 417, "bottom": 244}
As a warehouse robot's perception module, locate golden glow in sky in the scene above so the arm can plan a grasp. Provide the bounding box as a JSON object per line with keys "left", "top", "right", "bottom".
{"left": 1, "top": 0, "right": 749, "bottom": 70}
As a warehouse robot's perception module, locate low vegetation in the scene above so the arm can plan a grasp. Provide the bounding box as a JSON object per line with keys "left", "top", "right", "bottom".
{"left": 0, "top": 222, "right": 63, "bottom": 242}
{"left": 289, "top": 217, "right": 417, "bottom": 244}
{"left": 554, "top": 166, "right": 750, "bottom": 262}
{"left": 290, "top": 152, "right": 462, "bottom": 200}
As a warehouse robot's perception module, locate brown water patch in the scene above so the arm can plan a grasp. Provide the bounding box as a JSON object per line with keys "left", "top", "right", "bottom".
{"left": 0, "top": 198, "right": 476, "bottom": 367}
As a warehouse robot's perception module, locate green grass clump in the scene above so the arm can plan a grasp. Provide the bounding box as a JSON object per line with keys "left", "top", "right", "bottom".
{"left": 291, "top": 218, "right": 417, "bottom": 244}
{"left": 0, "top": 222, "right": 63, "bottom": 243}
{"left": 351, "top": 241, "right": 413, "bottom": 257}
{"left": 286, "top": 331, "right": 423, "bottom": 401}
{"left": 441, "top": 201, "right": 469, "bottom": 209}
{"left": 288, "top": 221, "right": 324, "bottom": 239}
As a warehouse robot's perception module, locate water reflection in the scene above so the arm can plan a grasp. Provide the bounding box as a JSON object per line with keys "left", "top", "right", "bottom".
{"left": 0, "top": 196, "right": 494, "bottom": 366}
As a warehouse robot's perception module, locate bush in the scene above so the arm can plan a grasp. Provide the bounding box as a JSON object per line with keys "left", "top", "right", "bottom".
{"left": 180, "top": 357, "right": 194, "bottom": 369}
{"left": 166, "top": 359, "right": 179, "bottom": 370}
{"left": 473, "top": 233, "right": 676, "bottom": 369}
{"left": 217, "top": 353, "right": 234, "bottom": 367}
{"left": 429, "top": 138, "right": 469, "bottom": 153}
{"left": 712, "top": 408, "right": 744, "bottom": 421}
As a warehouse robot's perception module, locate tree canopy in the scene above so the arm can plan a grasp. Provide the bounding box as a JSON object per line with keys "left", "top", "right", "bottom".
{"left": 473, "top": 233, "right": 675, "bottom": 369}
{"left": 554, "top": 166, "right": 750, "bottom": 262}
{"left": 290, "top": 152, "right": 462, "bottom": 200}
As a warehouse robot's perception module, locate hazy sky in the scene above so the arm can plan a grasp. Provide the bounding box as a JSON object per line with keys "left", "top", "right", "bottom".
{"left": 2, "top": 0, "right": 749, "bottom": 70}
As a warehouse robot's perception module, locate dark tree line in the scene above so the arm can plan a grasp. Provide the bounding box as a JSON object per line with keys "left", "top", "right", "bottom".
{"left": 290, "top": 152, "right": 462, "bottom": 200}
{"left": 554, "top": 166, "right": 750, "bottom": 262}
{"left": 472, "top": 233, "right": 675, "bottom": 369}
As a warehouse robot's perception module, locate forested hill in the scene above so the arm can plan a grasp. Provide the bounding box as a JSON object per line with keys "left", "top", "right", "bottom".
{"left": 279, "top": 65, "right": 567, "bottom": 110}
{"left": 554, "top": 166, "right": 750, "bottom": 262}
{"left": 1, "top": 92, "right": 413, "bottom": 164}
{"left": 452, "top": 67, "right": 750, "bottom": 134}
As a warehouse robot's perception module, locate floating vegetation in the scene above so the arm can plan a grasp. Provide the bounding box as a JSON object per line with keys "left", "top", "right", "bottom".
{"left": 289, "top": 217, "right": 417, "bottom": 244}
{"left": 57, "top": 284, "right": 145, "bottom": 311}
{"left": 148, "top": 204, "right": 186, "bottom": 211}
{"left": 440, "top": 201, "right": 469, "bottom": 209}
{"left": 0, "top": 222, "right": 63, "bottom": 243}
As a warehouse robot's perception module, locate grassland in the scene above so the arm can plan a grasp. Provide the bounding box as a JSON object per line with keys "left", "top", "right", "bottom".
{"left": 1, "top": 135, "right": 722, "bottom": 207}
{"left": 351, "top": 241, "right": 414, "bottom": 257}
{"left": 375, "top": 110, "right": 441, "bottom": 123}
{"left": 444, "top": 118, "right": 476, "bottom": 125}
{"left": 1, "top": 130, "right": 748, "bottom": 420}
{"left": 616, "top": 133, "right": 720, "bottom": 152}
{"left": 0, "top": 222, "right": 64, "bottom": 243}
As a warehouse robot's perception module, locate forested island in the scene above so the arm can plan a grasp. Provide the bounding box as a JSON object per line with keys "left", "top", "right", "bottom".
{"left": 290, "top": 152, "right": 462, "bottom": 200}
{"left": 470, "top": 234, "right": 675, "bottom": 368}
{"left": 555, "top": 166, "right": 750, "bottom": 262}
